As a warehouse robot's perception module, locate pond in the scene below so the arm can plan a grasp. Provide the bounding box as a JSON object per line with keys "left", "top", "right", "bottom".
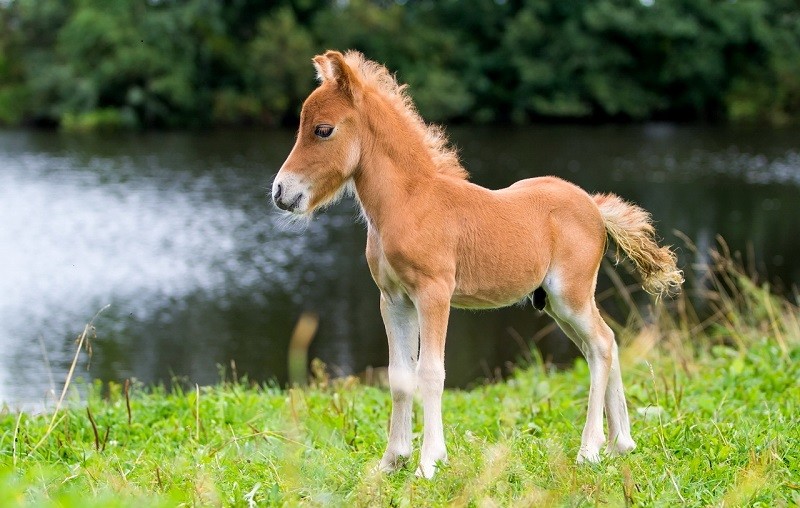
{"left": 0, "top": 125, "right": 797, "bottom": 407}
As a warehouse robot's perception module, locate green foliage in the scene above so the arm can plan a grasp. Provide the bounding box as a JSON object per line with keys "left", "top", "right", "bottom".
{"left": 0, "top": 0, "right": 799, "bottom": 129}
{"left": 61, "top": 108, "right": 138, "bottom": 133}
{"left": 725, "top": 2, "right": 800, "bottom": 125}
{"left": 0, "top": 85, "right": 28, "bottom": 125}
{"left": 313, "top": 0, "right": 474, "bottom": 122}
{"left": 245, "top": 8, "right": 316, "bottom": 125}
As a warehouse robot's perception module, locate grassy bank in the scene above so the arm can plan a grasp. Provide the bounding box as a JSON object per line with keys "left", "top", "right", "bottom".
{"left": 1, "top": 252, "right": 798, "bottom": 507}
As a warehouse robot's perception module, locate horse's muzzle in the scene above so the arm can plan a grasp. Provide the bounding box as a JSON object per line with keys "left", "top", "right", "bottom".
{"left": 273, "top": 187, "right": 303, "bottom": 212}
{"left": 272, "top": 172, "right": 307, "bottom": 213}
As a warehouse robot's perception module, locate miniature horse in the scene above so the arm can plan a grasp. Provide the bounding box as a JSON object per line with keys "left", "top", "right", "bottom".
{"left": 272, "top": 50, "right": 683, "bottom": 478}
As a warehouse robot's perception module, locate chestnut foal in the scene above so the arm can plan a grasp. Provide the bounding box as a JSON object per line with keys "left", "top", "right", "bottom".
{"left": 272, "top": 50, "right": 683, "bottom": 478}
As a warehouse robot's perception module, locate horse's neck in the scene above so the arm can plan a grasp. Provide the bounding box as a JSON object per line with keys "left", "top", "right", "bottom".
{"left": 353, "top": 110, "right": 438, "bottom": 229}
{"left": 354, "top": 143, "right": 436, "bottom": 230}
{"left": 353, "top": 151, "right": 426, "bottom": 229}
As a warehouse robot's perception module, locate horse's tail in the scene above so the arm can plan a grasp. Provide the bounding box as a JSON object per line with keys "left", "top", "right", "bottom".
{"left": 593, "top": 193, "right": 684, "bottom": 298}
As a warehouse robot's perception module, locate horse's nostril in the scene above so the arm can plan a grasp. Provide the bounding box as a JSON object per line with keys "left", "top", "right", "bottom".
{"left": 287, "top": 194, "right": 301, "bottom": 212}
{"left": 273, "top": 183, "right": 283, "bottom": 201}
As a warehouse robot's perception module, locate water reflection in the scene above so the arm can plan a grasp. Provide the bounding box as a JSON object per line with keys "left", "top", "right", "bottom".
{"left": 0, "top": 126, "right": 797, "bottom": 407}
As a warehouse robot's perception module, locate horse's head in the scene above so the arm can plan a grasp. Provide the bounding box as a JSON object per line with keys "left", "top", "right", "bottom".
{"left": 272, "top": 50, "right": 363, "bottom": 216}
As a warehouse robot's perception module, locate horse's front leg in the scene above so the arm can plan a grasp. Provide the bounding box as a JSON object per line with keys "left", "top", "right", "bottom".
{"left": 413, "top": 284, "right": 451, "bottom": 478}
{"left": 378, "top": 292, "right": 419, "bottom": 473}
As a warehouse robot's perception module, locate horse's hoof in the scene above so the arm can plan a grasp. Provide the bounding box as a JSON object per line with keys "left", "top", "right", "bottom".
{"left": 378, "top": 452, "right": 409, "bottom": 473}
{"left": 415, "top": 452, "right": 447, "bottom": 479}
{"left": 576, "top": 448, "right": 602, "bottom": 464}
{"left": 606, "top": 436, "right": 636, "bottom": 456}
{"left": 415, "top": 463, "right": 437, "bottom": 479}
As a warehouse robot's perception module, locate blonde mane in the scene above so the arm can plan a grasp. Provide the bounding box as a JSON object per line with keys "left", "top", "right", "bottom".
{"left": 343, "top": 51, "right": 468, "bottom": 180}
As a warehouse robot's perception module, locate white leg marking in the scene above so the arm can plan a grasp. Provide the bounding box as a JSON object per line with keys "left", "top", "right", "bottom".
{"left": 544, "top": 273, "right": 613, "bottom": 464}
{"left": 578, "top": 329, "right": 611, "bottom": 464}
{"left": 378, "top": 295, "right": 419, "bottom": 473}
{"left": 414, "top": 293, "right": 450, "bottom": 479}
{"left": 416, "top": 359, "right": 446, "bottom": 478}
{"left": 605, "top": 340, "right": 636, "bottom": 455}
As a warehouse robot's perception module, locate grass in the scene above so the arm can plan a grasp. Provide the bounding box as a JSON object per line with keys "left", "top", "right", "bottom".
{"left": 0, "top": 244, "right": 798, "bottom": 507}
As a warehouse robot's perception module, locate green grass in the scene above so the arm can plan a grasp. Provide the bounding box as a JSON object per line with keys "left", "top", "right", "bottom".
{"left": 1, "top": 251, "right": 798, "bottom": 507}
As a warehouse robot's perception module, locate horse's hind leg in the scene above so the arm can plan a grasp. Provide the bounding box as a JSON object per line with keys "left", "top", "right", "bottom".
{"left": 546, "top": 305, "right": 609, "bottom": 462}
{"left": 544, "top": 273, "right": 634, "bottom": 462}
{"left": 604, "top": 338, "right": 636, "bottom": 455}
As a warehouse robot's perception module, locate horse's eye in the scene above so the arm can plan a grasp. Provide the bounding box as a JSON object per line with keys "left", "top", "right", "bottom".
{"left": 314, "top": 124, "right": 334, "bottom": 138}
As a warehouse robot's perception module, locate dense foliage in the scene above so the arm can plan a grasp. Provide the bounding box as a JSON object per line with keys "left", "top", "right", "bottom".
{"left": 1, "top": 0, "right": 799, "bottom": 130}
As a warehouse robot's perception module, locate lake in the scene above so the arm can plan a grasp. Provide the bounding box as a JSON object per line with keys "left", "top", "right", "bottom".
{"left": 0, "top": 125, "right": 797, "bottom": 408}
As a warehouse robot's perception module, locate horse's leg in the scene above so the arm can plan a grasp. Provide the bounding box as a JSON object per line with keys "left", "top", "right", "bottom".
{"left": 413, "top": 287, "right": 450, "bottom": 478}
{"left": 604, "top": 340, "right": 636, "bottom": 455}
{"left": 556, "top": 307, "right": 635, "bottom": 456}
{"left": 544, "top": 283, "right": 614, "bottom": 463}
{"left": 378, "top": 293, "right": 419, "bottom": 473}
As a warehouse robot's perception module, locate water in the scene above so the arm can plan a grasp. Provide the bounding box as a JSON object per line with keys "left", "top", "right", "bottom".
{"left": 0, "top": 125, "right": 797, "bottom": 407}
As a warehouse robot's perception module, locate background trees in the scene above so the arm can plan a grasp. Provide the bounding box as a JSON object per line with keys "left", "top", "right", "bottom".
{"left": 0, "top": 0, "right": 797, "bottom": 129}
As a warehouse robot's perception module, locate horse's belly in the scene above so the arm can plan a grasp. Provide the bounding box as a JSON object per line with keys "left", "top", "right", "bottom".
{"left": 451, "top": 275, "right": 538, "bottom": 310}
{"left": 450, "top": 291, "right": 530, "bottom": 310}
{"left": 452, "top": 241, "right": 546, "bottom": 310}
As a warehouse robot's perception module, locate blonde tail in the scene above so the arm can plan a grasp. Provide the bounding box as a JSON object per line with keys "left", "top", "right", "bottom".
{"left": 593, "top": 193, "right": 684, "bottom": 298}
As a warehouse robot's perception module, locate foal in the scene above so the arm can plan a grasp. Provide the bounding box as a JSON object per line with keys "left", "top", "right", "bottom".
{"left": 272, "top": 50, "right": 683, "bottom": 478}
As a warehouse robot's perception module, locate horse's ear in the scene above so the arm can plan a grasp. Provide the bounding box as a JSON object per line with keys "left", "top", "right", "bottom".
{"left": 323, "top": 50, "right": 362, "bottom": 101}
{"left": 313, "top": 54, "right": 332, "bottom": 83}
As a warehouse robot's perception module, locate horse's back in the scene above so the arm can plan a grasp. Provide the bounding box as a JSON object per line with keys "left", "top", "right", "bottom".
{"left": 503, "top": 175, "right": 590, "bottom": 201}
{"left": 496, "top": 175, "right": 607, "bottom": 273}
{"left": 500, "top": 176, "right": 601, "bottom": 221}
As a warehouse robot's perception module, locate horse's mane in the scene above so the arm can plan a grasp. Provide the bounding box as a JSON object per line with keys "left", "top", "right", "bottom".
{"left": 343, "top": 51, "right": 468, "bottom": 180}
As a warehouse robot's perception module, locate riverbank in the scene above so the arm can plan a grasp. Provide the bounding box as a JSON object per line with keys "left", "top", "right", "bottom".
{"left": 1, "top": 255, "right": 798, "bottom": 506}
